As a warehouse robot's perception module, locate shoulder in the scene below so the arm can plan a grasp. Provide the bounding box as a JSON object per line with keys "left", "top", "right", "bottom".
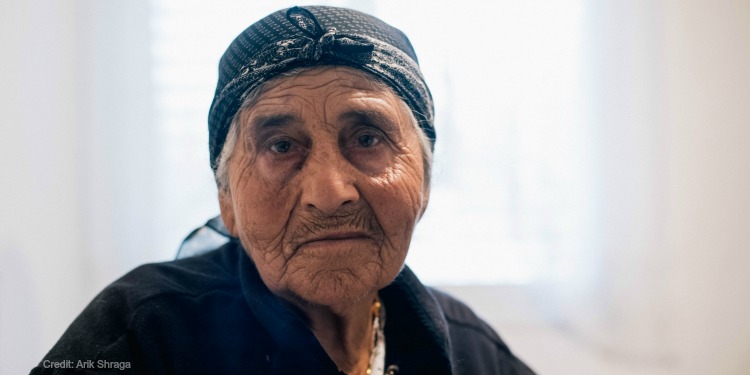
{"left": 428, "top": 287, "right": 536, "bottom": 375}
{"left": 77, "top": 244, "right": 241, "bottom": 324}
{"left": 87, "top": 242, "right": 245, "bottom": 333}
{"left": 32, "top": 244, "right": 246, "bottom": 373}
{"left": 428, "top": 287, "right": 506, "bottom": 346}
{"left": 111, "top": 244, "right": 240, "bottom": 305}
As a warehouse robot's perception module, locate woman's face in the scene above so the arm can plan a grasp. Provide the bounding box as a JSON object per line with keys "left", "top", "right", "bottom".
{"left": 219, "top": 66, "right": 428, "bottom": 306}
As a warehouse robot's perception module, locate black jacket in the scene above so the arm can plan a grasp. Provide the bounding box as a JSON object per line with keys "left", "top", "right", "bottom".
{"left": 31, "top": 241, "right": 535, "bottom": 374}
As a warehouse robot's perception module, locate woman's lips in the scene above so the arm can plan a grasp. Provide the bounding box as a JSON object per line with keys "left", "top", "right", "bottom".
{"left": 301, "top": 231, "right": 371, "bottom": 245}
{"left": 296, "top": 231, "right": 374, "bottom": 253}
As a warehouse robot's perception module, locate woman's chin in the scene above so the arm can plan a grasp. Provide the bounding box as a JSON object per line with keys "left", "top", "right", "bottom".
{"left": 288, "top": 270, "right": 380, "bottom": 307}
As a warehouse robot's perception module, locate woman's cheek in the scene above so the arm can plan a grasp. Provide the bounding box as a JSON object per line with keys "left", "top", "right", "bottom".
{"left": 257, "top": 147, "right": 309, "bottom": 184}
{"left": 347, "top": 148, "right": 392, "bottom": 175}
{"left": 234, "top": 166, "right": 296, "bottom": 254}
{"left": 366, "top": 169, "right": 424, "bottom": 242}
{"left": 386, "top": 154, "right": 425, "bottom": 210}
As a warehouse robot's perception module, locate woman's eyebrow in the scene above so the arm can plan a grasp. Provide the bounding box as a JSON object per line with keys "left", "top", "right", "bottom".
{"left": 241, "top": 113, "right": 305, "bottom": 147}
{"left": 337, "top": 108, "right": 398, "bottom": 130}
{"left": 248, "top": 113, "right": 301, "bottom": 130}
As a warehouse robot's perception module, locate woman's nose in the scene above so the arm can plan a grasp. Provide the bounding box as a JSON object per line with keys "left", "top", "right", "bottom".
{"left": 299, "top": 149, "right": 360, "bottom": 214}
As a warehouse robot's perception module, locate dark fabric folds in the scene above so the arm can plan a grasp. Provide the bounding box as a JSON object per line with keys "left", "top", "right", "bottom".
{"left": 30, "top": 242, "right": 536, "bottom": 374}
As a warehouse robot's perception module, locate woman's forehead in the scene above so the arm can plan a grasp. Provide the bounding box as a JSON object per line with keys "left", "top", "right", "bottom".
{"left": 247, "top": 67, "right": 404, "bottom": 117}
{"left": 263, "top": 66, "right": 391, "bottom": 95}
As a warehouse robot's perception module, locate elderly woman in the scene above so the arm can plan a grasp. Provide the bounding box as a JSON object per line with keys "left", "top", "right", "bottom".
{"left": 33, "top": 6, "right": 534, "bottom": 375}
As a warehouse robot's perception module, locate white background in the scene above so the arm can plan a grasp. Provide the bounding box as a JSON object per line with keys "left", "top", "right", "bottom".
{"left": 2, "top": 1, "right": 750, "bottom": 374}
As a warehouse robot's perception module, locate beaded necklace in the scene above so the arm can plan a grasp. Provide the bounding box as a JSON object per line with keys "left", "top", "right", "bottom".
{"left": 366, "top": 297, "right": 385, "bottom": 375}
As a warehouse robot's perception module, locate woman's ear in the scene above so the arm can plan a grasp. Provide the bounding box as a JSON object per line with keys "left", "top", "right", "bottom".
{"left": 218, "top": 189, "right": 238, "bottom": 237}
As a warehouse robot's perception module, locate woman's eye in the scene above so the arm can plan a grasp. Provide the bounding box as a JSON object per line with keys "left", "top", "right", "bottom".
{"left": 270, "top": 140, "right": 292, "bottom": 153}
{"left": 356, "top": 133, "right": 380, "bottom": 148}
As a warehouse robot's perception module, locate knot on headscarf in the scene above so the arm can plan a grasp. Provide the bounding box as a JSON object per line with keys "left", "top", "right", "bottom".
{"left": 216, "top": 9, "right": 375, "bottom": 113}
{"left": 231, "top": 7, "right": 375, "bottom": 79}
{"left": 286, "top": 6, "right": 374, "bottom": 62}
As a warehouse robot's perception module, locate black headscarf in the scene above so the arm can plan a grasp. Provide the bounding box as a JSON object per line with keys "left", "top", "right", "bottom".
{"left": 207, "top": 6, "right": 435, "bottom": 171}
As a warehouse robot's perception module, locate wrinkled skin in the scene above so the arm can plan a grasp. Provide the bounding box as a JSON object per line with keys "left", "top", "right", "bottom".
{"left": 219, "top": 66, "right": 428, "bottom": 308}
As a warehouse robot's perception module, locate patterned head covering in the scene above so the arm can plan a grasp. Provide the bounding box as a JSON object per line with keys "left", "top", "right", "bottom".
{"left": 208, "top": 6, "right": 435, "bottom": 171}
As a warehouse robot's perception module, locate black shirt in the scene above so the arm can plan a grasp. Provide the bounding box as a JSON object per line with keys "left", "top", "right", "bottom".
{"left": 32, "top": 241, "right": 535, "bottom": 374}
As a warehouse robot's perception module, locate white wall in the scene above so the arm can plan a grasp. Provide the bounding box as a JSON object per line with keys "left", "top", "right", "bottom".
{"left": 1, "top": 1, "right": 749, "bottom": 374}
{"left": 0, "top": 1, "right": 159, "bottom": 374}
{"left": 508, "top": 1, "right": 750, "bottom": 373}
{"left": 527, "top": 1, "right": 750, "bottom": 373}
{"left": 664, "top": 0, "right": 750, "bottom": 373}
{"left": 1, "top": 2, "right": 87, "bottom": 372}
